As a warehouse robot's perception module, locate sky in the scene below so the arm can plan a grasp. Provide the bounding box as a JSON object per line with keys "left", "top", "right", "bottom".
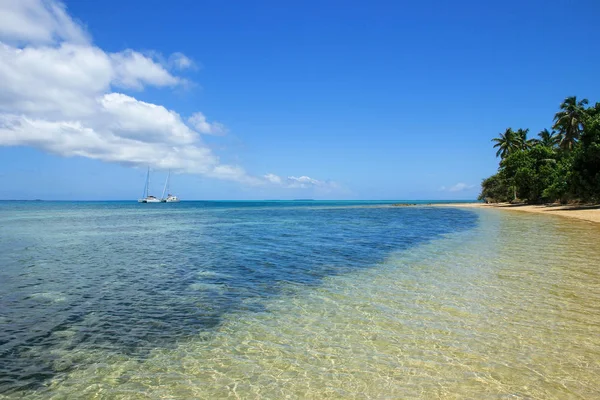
{"left": 0, "top": 0, "right": 598, "bottom": 200}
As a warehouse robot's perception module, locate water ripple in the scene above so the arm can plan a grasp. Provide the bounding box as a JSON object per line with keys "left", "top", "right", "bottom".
{"left": 0, "top": 202, "right": 476, "bottom": 395}
{"left": 2, "top": 203, "right": 600, "bottom": 398}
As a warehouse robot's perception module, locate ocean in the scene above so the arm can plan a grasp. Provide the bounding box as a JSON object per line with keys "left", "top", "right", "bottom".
{"left": 1, "top": 201, "right": 599, "bottom": 398}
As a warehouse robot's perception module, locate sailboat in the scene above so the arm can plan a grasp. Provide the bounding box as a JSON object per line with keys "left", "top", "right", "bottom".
{"left": 138, "top": 167, "right": 161, "bottom": 203}
{"left": 160, "top": 170, "right": 180, "bottom": 203}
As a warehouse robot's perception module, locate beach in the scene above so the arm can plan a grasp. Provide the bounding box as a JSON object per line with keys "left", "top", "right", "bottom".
{"left": 431, "top": 202, "right": 600, "bottom": 224}
{"left": 2, "top": 0, "right": 599, "bottom": 397}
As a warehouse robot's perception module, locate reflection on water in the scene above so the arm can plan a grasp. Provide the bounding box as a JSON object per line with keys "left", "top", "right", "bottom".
{"left": 2, "top": 203, "right": 600, "bottom": 398}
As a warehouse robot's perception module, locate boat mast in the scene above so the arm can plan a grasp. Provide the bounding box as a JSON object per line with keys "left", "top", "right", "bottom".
{"left": 162, "top": 170, "right": 170, "bottom": 199}
{"left": 145, "top": 166, "right": 150, "bottom": 198}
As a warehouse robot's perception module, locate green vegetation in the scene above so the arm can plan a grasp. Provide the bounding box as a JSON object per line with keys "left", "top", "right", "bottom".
{"left": 480, "top": 96, "right": 600, "bottom": 204}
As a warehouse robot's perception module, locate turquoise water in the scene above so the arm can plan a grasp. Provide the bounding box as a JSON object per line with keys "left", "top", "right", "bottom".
{"left": 1, "top": 201, "right": 599, "bottom": 398}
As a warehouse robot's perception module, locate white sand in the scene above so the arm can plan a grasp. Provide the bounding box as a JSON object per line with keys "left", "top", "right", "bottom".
{"left": 432, "top": 203, "right": 600, "bottom": 224}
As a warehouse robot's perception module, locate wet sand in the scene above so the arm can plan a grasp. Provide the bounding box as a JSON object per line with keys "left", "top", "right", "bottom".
{"left": 432, "top": 203, "right": 600, "bottom": 224}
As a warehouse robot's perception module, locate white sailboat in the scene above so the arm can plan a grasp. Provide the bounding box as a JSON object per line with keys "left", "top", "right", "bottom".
{"left": 138, "top": 167, "right": 161, "bottom": 203}
{"left": 161, "top": 170, "right": 180, "bottom": 203}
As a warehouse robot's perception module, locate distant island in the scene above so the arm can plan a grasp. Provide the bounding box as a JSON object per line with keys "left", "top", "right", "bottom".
{"left": 1, "top": 199, "right": 44, "bottom": 202}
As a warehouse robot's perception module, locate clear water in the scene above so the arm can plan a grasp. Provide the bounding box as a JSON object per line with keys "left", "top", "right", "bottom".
{"left": 1, "top": 201, "right": 599, "bottom": 398}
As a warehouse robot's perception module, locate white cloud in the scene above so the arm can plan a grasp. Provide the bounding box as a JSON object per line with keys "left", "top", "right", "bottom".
{"left": 0, "top": 42, "right": 111, "bottom": 117}
{"left": 0, "top": 113, "right": 258, "bottom": 183}
{"left": 287, "top": 175, "right": 322, "bottom": 188}
{"left": 0, "top": 43, "right": 184, "bottom": 117}
{"left": 99, "top": 93, "right": 197, "bottom": 144}
{"left": 286, "top": 175, "right": 340, "bottom": 192}
{"left": 110, "top": 50, "right": 182, "bottom": 89}
{"left": 263, "top": 173, "right": 282, "bottom": 184}
{"left": 0, "top": 0, "right": 89, "bottom": 45}
{"left": 440, "top": 183, "right": 476, "bottom": 192}
{"left": 169, "top": 52, "right": 195, "bottom": 70}
{"left": 261, "top": 174, "right": 339, "bottom": 191}
{"left": 188, "top": 112, "right": 226, "bottom": 136}
{"left": 0, "top": 0, "right": 335, "bottom": 191}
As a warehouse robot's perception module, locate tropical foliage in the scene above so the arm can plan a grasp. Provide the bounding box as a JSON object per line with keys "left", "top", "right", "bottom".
{"left": 553, "top": 96, "right": 588, "bottom": 150}
{"left": 479, "top": 96, "right": 600, "bottom": 203}
{"left": 530, "top": 129, "right": 560, "bottom": 148}
{"left": 492, "top": 128, "right": 526, "bottom": 158}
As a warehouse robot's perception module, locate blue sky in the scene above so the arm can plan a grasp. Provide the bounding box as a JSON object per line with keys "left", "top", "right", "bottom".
{"left": 0, "top": 0, "right": 598, "bottom": 200}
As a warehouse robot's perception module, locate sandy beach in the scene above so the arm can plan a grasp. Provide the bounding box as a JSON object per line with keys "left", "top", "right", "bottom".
{"left": 434, "top": 202, "right": 600, "bottom": 224}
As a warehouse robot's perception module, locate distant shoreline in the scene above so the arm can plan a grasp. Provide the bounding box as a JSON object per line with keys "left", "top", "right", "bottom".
{"left": 428, "top": 202, "right": 600, "bottom": 224}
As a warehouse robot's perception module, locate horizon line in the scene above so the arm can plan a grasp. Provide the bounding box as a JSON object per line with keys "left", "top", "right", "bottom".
{"left": 0, "top": 199, "right": 480, "bottom": 202}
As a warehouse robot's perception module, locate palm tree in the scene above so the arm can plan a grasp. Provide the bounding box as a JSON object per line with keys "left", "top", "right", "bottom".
{"left": 492, "top": 128, "right": 529, "bottom": 201}
{"left": 515, "top": 128, "right": 530, "bottom": 149}
{"left": 532, "top": 128, "right": 560, "bottom": 148}
{"left": 492, "top": 128, "right": 522, "bottom": 158}
{"left": 553, "top": 96, "right": 589, "bottom": 150}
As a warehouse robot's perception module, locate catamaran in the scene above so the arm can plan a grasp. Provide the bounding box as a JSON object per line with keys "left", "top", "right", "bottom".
{"left": 138, "top": 167, "right": 161, "bottom": 203}
{"left": 161, "top": 170, "right": 180, "bottom": 203}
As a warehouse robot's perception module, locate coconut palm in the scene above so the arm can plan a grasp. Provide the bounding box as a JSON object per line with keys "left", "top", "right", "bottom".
{"left": 515, "top": 128, "right": 530, "bottom": 149}
{"left": 492, "top": 128, "right": 528, "bottom": 158}
{"left": 492, "top": 128, "right": 529, "bottom": 201}
{"left": 538, "top": 128, "right": 560, "bottom": 148}
{"left": 553, "top": 96, "right": 589, "bottom": 150}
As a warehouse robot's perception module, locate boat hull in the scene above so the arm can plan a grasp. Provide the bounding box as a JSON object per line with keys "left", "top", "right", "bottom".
{"left": 161, "top": 195, "right": 180, "bottom": 202}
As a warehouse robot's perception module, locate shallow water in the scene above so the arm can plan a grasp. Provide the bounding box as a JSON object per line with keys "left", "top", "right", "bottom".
{"left": 1, "top": 201, "right": 600, "bottom": 398}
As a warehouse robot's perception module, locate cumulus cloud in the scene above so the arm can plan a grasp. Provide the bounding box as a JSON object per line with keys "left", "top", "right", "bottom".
{"left": 99, "top": 94, "right": 197, "bottom": 144}
{"left": 0, "top": 42, "right": 185, "bottom": 117}
{"left": 439, "top": 183, "right": 476, "bottom": 192}
{"left": 0, "top": 0, "right": 335, "bottom": 190}
{"left": 261, "top": 174, "right": 339, "bottom": 191}
{"left": 110, "top": 50, "right": 183, "bottom": 89}
{"left": 287, "top": 175, "right": 323, "bottom": 188}
{"left": 0, "top": 0, "right": 89, "bottom": 45}
{"left": 188, "top": 112, "right": 226, "bottom": 136}
{"left": 263, "top": 173, "right": 283, "bottom": 185}
{"left": 0, "top": 42, "right": 111, "bottom": 117}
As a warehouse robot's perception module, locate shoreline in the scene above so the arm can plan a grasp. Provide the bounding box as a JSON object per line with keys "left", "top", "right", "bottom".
{"left": 429, "top": 202, "right": 600, "bottom": 224}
